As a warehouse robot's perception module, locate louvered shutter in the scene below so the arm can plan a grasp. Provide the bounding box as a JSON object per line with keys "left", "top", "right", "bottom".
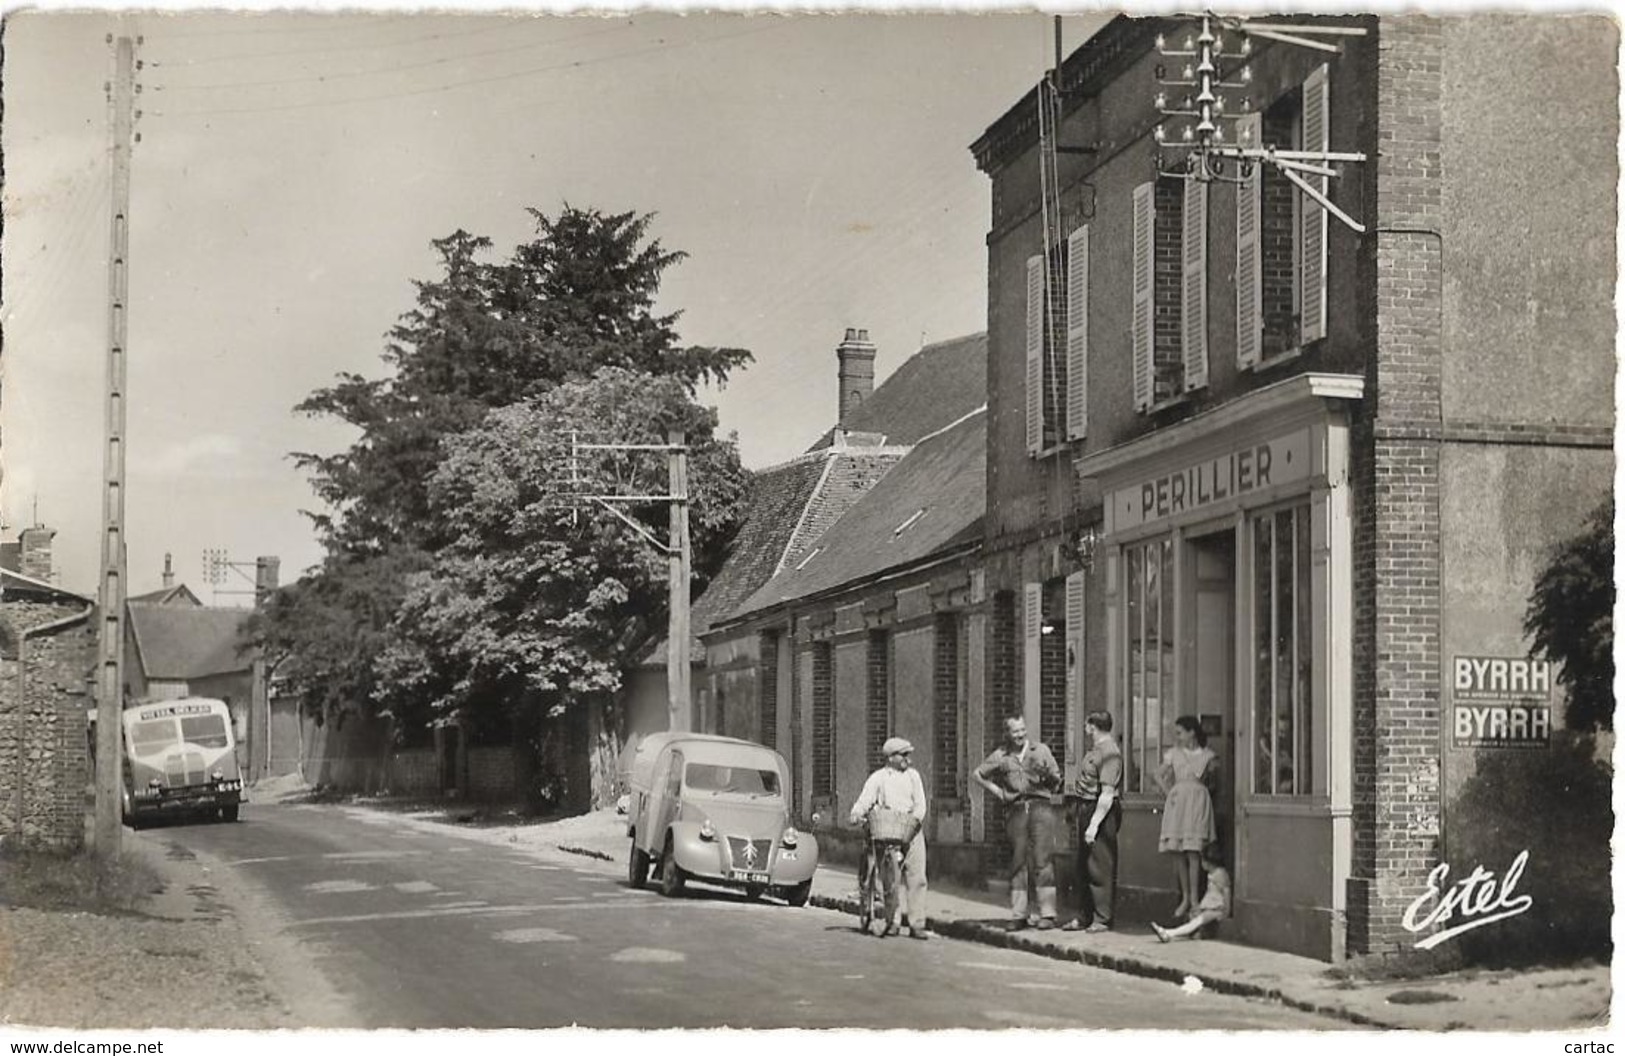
{"left": 1025, "top": 254, "right": 1044, "bottom": 456}
{"left": 1063, "top": 570, "right": 1086, "bottom": 777}
{"left": 1023, "top": 582, "right": 1042, "bottom": 729}
{"left": 1131, "top": 182, "right": 1155, "bottom": 412}
{"left": 1300, "top": 64, "right": 1330, "bottom": 345}
{"left": 1236, "top": 112, "right": 1264, "bottom": 371}
{"left": 1181, "top": 177, "right": 1209, "bottom": 393}
{"left": 1065, "top": 225, "right": 1090, "bottom": 440}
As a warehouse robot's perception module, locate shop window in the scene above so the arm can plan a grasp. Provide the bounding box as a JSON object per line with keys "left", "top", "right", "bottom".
{"left": 1252, "top": 505, "right": 1314, "bottom": 796}
{"left": 1121, "top": 537, "right": 1176, "bottom": 794}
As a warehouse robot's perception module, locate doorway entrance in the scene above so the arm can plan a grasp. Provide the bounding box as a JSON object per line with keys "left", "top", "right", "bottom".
{"left": 1183, "top": 528, "right": 1236, "bottom": 875}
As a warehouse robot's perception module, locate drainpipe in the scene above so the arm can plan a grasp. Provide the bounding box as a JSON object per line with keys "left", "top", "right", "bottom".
{"left": 12, "top": 601, "right": 96, "bottom": 842}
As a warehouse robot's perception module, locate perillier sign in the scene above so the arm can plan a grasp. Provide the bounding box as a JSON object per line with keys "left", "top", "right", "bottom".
{"left": 1450, "top": 655, "right": 1553, "bottom": 749}
{"left": 1107, "top": 428, "right": 1312, "bottom": 533}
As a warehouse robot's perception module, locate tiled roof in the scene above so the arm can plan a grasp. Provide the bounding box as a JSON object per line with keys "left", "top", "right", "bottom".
{"left": 129, "top": 584, "right": 204, "bottom": 607}
{"left": 731, "top": 408, "right": 986, "bottom": 618}
{"left": 127, "top": 604, "right": 254, "bottom": 680}
{"left": 0, "top": 568, "right": 94, "bottom": 605}
{"left": 808, "top": 332, "right": 987, "bottom": 451}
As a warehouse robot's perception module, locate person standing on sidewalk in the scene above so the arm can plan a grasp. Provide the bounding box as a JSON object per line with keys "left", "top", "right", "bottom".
{"left": 1065, "top": 710, "right": 1123, "bottom": 933}
{"left": 848, "top": 736, "right": 931, "bottom": 940}
{"left": 1157, "top": 714, "right": 1219, "bottom": 920}
{"left": 972, "top": 716, "right": 1062, "bottom": 930}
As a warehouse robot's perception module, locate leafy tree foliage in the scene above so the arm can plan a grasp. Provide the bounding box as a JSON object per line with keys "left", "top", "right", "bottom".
{"left": 379, "top": 368, "right": 747, "bottom": 724}
{"left": 1524, "top": 499, "right": 1615, "bottom": 732}
{"left": 264, "top": 207, "right": 751, "bottom": 729}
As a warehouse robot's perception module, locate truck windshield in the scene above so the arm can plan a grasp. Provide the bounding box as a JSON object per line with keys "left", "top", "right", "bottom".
{"left": 684, "top": 763, "right": 780, "bottom": 796}
{"left": 130, "top": 719, "right": 179, "bottom": 749}
{"left": 180, "top": 714, "right": 229, "bottom": 749}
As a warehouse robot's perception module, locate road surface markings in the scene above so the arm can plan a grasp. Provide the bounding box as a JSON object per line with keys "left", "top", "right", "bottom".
{"left": 303, "top": 879, "right": 376, "bottom": 894}
{"left": 494, "top": 927, "right": 580, "bottom": 943}
{"left": 393, "top": 881, "right": 440, "bottom": 894}
{"left": 610, "top": 947, "right": 686, "bottom": 964}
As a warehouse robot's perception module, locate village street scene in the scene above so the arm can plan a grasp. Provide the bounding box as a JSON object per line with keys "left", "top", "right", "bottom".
{"left": 0, "top": 8, "right": 1616, "bottom": 1049}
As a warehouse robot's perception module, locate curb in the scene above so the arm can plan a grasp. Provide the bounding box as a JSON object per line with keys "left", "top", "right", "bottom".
{"left": 809, "top": 891, "right": 1400, "bottom": 1031}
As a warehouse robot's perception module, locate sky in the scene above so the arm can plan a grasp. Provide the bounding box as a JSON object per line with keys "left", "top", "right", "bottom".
{"left": 0, "top": 7, "right": 1111, "bottom": 601}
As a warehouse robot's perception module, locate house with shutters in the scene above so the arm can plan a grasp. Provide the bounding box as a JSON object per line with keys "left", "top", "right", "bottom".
{"left": 970, "top": 14, "right": 1613, "bottom": 960}
{"left": 615, "top": 330, "right": 985, "bottom": 790}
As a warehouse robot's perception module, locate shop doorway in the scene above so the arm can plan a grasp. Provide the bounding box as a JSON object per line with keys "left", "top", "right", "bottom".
{"left": 1183, "top": 528, "right": 1236, "bottom": 873}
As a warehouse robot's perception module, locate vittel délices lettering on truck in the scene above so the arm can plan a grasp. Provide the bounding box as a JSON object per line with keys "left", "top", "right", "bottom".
{"left": 122, "top": 697, "right": 245, "bottom": 826}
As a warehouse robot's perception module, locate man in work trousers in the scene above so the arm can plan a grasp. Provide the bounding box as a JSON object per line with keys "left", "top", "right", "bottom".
{"left": 973, "top": 716, "right": 1062, "bottom": 930}
{"left": 848, "top": 736, "right": 930, "bottom": 939}
{"left": 1065, "top": 710, "right": 1123, "bottom": 932}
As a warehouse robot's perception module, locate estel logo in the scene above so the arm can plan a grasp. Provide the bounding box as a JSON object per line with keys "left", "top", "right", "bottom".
{"left": 1402, "top": 850, "right": 1534, "bottom": 950}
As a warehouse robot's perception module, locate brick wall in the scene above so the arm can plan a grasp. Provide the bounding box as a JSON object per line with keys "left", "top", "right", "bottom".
{"left": 1039, "top": 601, "right": 1067, "bottom": 761}
{"left": 389, "top": 747, "right": 439, "bottom": 795}
{"left": 866, "top": 631, "right": 890, "bottom": 769}
{"left": 758, "top": 632, "right": 779, "bottom": 752}
{"left": 811, "top": 642, "right": 834, "bottom": 797}
{"left": 1153, "top": 177, "right": 1184, "bottom": 403}
{"left": 466, "top": 746, "right": 517, "bottom": 801}
{"left": 933, "top": 614, "right": 960, "bottom": 799}
{"left": 1261, "top": 98, "right": 1300, "bottom": 357}
{"left": 985, "top": 591, "right": 1018, "bottom": 835}
{"left": 0, "top": 599, "right": 95, "bottom": 849}
{"left": 1350, "top": 14, "right": 1445, "bottom": 956}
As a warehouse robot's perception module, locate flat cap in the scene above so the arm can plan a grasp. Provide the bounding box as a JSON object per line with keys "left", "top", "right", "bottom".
{"left": 881, "top": 736, "right": 914, "bottom": 756}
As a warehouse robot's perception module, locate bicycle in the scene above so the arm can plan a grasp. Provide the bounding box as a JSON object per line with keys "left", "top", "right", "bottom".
{"left": 856, "top": 807, "right": 919, "bottom": 937}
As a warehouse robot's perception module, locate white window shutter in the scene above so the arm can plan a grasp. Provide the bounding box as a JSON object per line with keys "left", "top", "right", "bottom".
{"left": 1236, "top": 112, "right": 1264, "bottom": 371}
{"left": 1300, "top": 64, "right": 1330, "bottom": 345}
{"left": 1181, "top": 177, "right": 1209, "bottom": 393}
{"left": 1065, "top": 226, "right": 1090, "bottom": 441}
{"left": 1025, "top": 254, "right": 1044, "bottom": 456}
{"left": 1063, "top": 570, "right": 1085, "bottom": 774}
{"left": 1023, "top": 582, "right": 1042, "bottom": 728}
{"left": 1131, "top": 182, "right": 1155, "bottom": 412}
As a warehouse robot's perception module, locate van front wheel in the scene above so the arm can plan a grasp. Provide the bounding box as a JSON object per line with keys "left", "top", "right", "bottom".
{"left": 628, "top": 840, "right": 650, "bottom": 889}
{"left": 658, "top": 841, "right": 686, "bottom": 898}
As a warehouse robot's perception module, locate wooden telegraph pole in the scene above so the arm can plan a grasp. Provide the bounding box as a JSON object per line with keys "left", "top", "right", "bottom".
{"left": 94, "top": 32, "right": 138, "bottom": 858}
{"left": 666, "top": 430, "right": 690, "bottom": 733}
{"left": 573, "top": 430, "right": 692, "bottom": 734}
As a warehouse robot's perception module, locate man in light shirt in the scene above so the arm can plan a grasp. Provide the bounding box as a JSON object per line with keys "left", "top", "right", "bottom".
{"left": 848, "top": 736, "right": 930, "bottom": 940}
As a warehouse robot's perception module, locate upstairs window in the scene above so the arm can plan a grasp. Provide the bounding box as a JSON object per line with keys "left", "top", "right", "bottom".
{"left": 1026, "top": 225, "right": 1091, "bottom": 456}
{"left": 1237, "top": 65, "right": 1330, "bottom": 369}
{"left": 1133, "top": 176, "right": 1208, "bottom": 413}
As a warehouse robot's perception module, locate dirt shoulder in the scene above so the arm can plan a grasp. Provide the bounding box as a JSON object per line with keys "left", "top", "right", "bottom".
{"left": 0, "top": 828, "right": 356, "bottom": 1030}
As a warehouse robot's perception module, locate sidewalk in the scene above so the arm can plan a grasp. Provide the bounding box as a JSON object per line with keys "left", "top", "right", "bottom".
{"left": 406, "top": 803, "right": 1610, "bottom": 1033}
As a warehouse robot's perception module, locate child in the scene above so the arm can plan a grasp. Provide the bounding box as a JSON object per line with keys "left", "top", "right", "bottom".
{"left": 1151, "top": 845, "right": 1230, "bottom": 942}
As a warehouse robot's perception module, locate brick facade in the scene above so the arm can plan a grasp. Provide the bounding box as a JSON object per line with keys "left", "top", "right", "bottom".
{"left": 866, "top": 631, "right": 890, "bottom": 769}
{"left": 933, "top": 614, "right": 960, "bottom": 799}
{"left": 810, "top": 641, "right": 834, "bottom": 797}
{"left": 758, "top": 631, "right": 779, "bottom": 752}
{"left": 1152, "top": 177, "right": 1184, "bottom": 403}
{"left": 1260, "top": 100, "right": 1300, "bottom": 357}
{"left": 984, "top": 590, "right": 1018, "bottom": 835}
{"left": 0, "top": 597, "right": 95, "bottom": 849}
{"left": 1350, "top": 14, "right": 1447, "bottom": 955}
{"left": 1038, "top": 587, "right": 1067, "bottom": 759}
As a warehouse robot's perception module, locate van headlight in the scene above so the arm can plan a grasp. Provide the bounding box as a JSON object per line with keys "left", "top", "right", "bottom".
{"left": 699, "top": 819, "right": 716, "bottom": 841}
{"left": 781, "top": 827, "right": 799, "bottom": 848}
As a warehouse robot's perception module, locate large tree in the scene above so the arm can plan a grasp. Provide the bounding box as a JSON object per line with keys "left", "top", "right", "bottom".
{"left": 1524, "top": 498, "right": 1615, "bottom": 732}
{"left": 266, "top": 207, "right": 750, "bottom": 729}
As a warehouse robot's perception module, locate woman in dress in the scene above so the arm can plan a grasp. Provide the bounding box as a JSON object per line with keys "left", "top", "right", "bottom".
{"left": 1157, "top": 715, "right": 1218, "bottom": 919}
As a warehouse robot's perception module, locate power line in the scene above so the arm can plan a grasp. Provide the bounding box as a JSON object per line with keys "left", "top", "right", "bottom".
{"left": 152, "top": 19, "right": 793, "bottom": 119}
{"left": 156, "top": 18, "right": 635, "bottom": 92}
{"left": 146, "top": 15, "right": 530, "bottom": 69}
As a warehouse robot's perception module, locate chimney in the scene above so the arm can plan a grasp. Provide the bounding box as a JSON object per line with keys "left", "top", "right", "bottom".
{"left": 19, "top": 525, "right": 55, "bottom": 583}
{"left": 162, "top": 552, "right": 175, "bottom": 589}
{"left": 836, "top": 327, "right": 877, "bottom": 428}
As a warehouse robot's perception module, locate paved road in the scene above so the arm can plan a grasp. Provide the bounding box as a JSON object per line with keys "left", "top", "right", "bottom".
{"left": 149, "top": 802, "right": 1345, "bottom": 1029}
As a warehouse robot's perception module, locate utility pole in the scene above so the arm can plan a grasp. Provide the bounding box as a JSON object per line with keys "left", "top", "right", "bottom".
{"left": 571, "top": 431, "right": 692, "bottom": 734}
{"left": 666, "top": 430, "right": 691, "bottom": 733}
{"left": 94, "top": 32, "right": 138, "bottom": 859}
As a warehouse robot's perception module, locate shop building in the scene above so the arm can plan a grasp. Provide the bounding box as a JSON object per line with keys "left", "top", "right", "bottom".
{"left": 970, "top": 14, "right": 1614, "bottom": 959}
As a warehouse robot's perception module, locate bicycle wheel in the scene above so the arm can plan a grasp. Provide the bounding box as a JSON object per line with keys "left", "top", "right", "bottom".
{"left": 858, "top": 849, "right": 877, "bottom": 934}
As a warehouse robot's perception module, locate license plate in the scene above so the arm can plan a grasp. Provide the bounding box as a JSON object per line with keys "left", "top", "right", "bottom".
{"left": 729, "top": 870, "right": 770, "bottom": 884}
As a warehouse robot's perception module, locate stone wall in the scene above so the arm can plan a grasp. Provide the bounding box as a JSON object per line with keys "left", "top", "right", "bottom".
{"left": 0, "top": 598, "right": 96, "bottom": 849}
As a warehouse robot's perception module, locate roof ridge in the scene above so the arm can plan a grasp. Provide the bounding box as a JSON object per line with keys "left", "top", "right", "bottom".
{"left": 775, "top": 452, "right": 840, "bottom": 576}
{"left": 910, "top": 403, "right": 988, "bottom": 447}
{"left": 749, "top": 447, "right": 837, "bottom": 475}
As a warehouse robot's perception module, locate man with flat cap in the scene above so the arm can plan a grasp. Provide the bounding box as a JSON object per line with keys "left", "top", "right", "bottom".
{"left": 848, "top": 735, "right": 931, "bottom": 939}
